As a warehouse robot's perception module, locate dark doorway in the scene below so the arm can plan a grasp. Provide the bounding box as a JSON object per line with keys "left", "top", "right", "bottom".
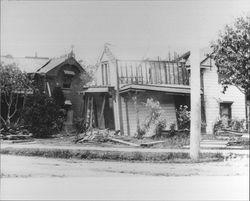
{"left": 104, "top": 96, "right": 115, "bottom": 129}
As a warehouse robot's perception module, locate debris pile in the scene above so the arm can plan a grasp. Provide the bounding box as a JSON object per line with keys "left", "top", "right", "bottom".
{"left": 0, "top": 127, "right": 33, "bottom": 142}
{"left": 75, "top": 128, "right": 168, "bottom": 147}
{"left": 75, "top": 129, "right": 120, "bottom": 143}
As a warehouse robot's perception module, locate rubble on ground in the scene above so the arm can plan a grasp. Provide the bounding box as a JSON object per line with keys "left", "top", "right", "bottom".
{"left": 75, "top": 129, "right": 120, "bottom": 143}
{"left": 0, "top": 127, "right": 33, "bottom": 142}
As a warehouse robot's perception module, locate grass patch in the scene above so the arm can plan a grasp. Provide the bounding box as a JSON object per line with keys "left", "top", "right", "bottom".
{"left": 0, "top": 147, "right": 226, "bottom": 163}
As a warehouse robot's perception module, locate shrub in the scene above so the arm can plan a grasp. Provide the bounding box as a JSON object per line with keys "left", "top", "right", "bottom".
{"left": 137, "top": 98, "right": 166, "bottom": 138}
{"left": 176, "top": 105, "right": 190, "bottom": 130}
{"left": 213, "top": 117, "right": 246, "bottom": 134}
{"left": 22, "top": 92, "right": 66, "bottom": 138}
{"left": 230, "top": 118, "right": 246, "bottom": 132}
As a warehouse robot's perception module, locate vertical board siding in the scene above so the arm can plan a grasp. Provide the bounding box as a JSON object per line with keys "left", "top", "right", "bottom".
{"left": 121, "top": 93, "right": 177, "bottom": 136}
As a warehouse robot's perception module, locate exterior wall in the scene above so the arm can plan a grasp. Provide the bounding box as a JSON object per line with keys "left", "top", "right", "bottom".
{"left": 46, "top": 64, "right": 84, "bottom": 118}
{"left": 96, "top": 50, "right": 117, "bottom": 87}
{"left": 202, "top": 61, "right": 246, "bottom": 134}
{"left": 96, "top": 49, "right": 121, "bottom": 131}
{"left": 121, "top": 92, "right": 177, "bottom": 136}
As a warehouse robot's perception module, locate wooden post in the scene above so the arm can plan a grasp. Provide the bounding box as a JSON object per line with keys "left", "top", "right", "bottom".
{"left": 125, "top": 96, "right": 130, "bottom": 136}
{"left": 164, "top": 62, "right": 168, "bottom": 84}
{"left": 145, "top": 62, "right": 148, "bottom": 84}
{"left": 99, "top": 95, "right": 106, "bottom": 126}
{"left": 125, "top": 63, "right": 128, "bottom": 84}
{"left": 190, "top": 48, "right": 201, "bottom": 161}
{"left": 116, "top": 60, "right": 124, "bottom": 135}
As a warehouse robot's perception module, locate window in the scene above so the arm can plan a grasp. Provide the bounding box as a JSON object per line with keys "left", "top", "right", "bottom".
{"left": 220, "top": 102, "right": 232, "bottom": 119}
{"left": 62, "top": 70, "right": 75, "bottom": 89}
{"left": 101, "top": 63, "right": 109, "bottom": 85}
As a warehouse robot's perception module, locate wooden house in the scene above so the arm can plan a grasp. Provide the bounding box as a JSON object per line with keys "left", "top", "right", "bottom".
{"left": 1, "top": 53, "right": 85, "bottom": 119}
{"left": 178, "top": 49, "right": 248, "bottom": 134}
{"left": 82, "top": 46, "right": 191, "bottom": 136}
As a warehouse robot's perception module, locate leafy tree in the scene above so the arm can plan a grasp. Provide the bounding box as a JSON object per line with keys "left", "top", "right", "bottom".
{"left": 0, "top": 62, "right": 32, "bottom": 128}
{"left": 212, "top": 15, "right": 250, "bottom": 128}
{"left": 22, "top": 91, "right": 66, "bottom": 138}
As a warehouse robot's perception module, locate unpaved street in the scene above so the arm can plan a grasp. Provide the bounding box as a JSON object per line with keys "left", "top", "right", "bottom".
{"left": 1, "top": 155, "right": 249, "bottom": 200}
{"left": 1, "top": 155, "right": 249, "bottom": 177}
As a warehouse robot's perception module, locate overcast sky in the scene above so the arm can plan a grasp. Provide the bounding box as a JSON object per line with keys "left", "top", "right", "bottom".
{"left": 1, "top": 0, "right": 250, "bottom": 63}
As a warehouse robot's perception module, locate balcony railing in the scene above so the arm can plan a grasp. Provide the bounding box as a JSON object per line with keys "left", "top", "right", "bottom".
{"left": 118, "top": 60, "right": 189, "bottom": 86}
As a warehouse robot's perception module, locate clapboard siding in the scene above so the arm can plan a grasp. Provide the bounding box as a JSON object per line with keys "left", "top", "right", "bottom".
{"left": 121, "top": 93, "right": 177, "bottom": 136}
{"left": 203, "top": 61, "right": 246, "bottom": 134}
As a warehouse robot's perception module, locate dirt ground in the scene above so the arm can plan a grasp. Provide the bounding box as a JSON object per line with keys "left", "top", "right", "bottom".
{"left": 1, "top": 155, "right": 249, "bottom": 200}
{"left": 1, "top": 154, "right": 249, "bottom": 178}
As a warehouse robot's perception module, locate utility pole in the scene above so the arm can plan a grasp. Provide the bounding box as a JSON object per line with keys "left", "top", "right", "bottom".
{"left": 190, "top": 48, "right": 201, "bottom": 161}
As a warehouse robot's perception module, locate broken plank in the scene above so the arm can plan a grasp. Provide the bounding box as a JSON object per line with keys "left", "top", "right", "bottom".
{"left": 108, "top": 137, "right": 140, "bottom": 147}
{"left": 140, "top": 140, "right": 167, "bottom": 147}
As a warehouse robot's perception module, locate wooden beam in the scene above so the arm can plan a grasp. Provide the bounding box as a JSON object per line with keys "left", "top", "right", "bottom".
{"left": 125, "top": 63, "right": 128, "bottom": 84}
{"left": 135, "top": 63, "right": 138, "bottom": 84}
{"left": 89, "top": 96, "right": 94, "bottom": 129}
{"left": 140, "top": 64, "right": 143, "bottom": 84}
{"left": 99, "top": 94, "right": 106, "bottom": 126}
{"left": 108, "top": 137, "right": 140, "bottom": 147}
{"left": 130, "top": 64, "right": 134, "bottom": 84}
{"left": 116, "top": 60, "right": 124, "bottom": 135}
{"left": 145, "top": 62, "right": 148, "bottom": 84}
{"left": 172, "top": 63, "right": 176, "bottom": 84}
{"left": 167, "top": 61, "right": 171, "bottom": 84}
{"left": 125, "top": 97, "right": 130, "bottom": 136}
{"left": 176, "top": 63, "right": 180, "bottom": 85}
{"left": 164, "top": 62, "right": 168, "bottom": 84}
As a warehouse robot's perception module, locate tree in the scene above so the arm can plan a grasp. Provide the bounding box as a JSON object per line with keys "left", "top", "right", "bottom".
{"left": 22, "top": 91, "right": 66, "bottom": 138}
{"left": 0, "top": 62, "right": 32, "bottom": 128}
{"left": 212, "top": 15, "right": 250, "bottom": 130}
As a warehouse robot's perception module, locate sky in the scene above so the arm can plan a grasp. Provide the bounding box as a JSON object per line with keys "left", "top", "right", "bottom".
{"left": 1, "top": 0, "right": 250, "bottom": 64}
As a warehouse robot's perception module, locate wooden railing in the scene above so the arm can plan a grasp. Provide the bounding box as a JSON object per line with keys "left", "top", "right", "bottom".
{"left": 118, "top": 60, "right": 189, "bottom": 86}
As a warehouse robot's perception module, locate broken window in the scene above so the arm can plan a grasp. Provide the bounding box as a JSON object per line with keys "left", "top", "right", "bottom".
{"left": 62, "top": 70, "right": 75, "bottom": 89}
{"left": 220, "top": 102, "right": 232, "bottom": 119}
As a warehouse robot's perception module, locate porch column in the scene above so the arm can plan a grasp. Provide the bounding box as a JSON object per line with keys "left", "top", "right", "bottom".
{"left": 115, "top": 60, "right": 124, "bottom": 135}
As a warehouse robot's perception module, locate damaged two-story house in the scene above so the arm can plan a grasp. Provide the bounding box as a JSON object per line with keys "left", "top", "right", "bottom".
{"left": 1, "top": 52, "right": 85, "bottom": 121}
{"left": 81, "top": 46, "right": 193, "bottom": 136}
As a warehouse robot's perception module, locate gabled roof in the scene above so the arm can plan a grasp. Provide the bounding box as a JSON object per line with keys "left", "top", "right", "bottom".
{"left": 0, "top": 55, "right": 50, "bottom": 73}
{"left": 37, "top": 56, "right": 84, "bottom": 74}
{"left": 174, "top": 47, "right": 214, "bottom": 68}
{"left": 1, "top": 54, "right": 84, "bottom": 74}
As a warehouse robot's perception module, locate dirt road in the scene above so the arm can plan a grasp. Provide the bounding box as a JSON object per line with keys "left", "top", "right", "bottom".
{"left": 1, "top": 155, "right": 249, "bottom": 178}
{"left": 1, "top": 155, "right": 249, "bottom": 200}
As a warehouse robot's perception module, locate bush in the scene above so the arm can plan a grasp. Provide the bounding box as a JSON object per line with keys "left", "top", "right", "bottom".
{"left": 176, "top": 105, "right": 190, "bottom": 130}
{"left": 137, "top": 98, "right": 166, "bottom": 138}
{"left": 213, "top": 117, "right": 246, "bottom": 134}
{"left": 230, "top": 118, "right": 246, "bottom": 132}
{"left": 22, "top": 92, "right": 66, "bottom": 138}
